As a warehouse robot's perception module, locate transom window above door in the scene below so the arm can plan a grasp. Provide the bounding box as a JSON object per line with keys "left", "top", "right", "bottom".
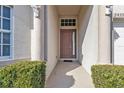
{"left": 60, "top": 18, "right": 76, "bottom": 26}
{"left": 0, "top": 5, "right": 12, "bottom": 59}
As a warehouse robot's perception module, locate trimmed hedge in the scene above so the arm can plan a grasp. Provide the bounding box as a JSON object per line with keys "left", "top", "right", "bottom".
{"left": 91, "top": 65, "right": 124, "bottom": 88}
{"left": 0, "top": 61, "right": 46, "bottom": 88}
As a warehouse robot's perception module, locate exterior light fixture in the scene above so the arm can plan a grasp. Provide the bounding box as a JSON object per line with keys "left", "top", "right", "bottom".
{"left": 31, "top": 5, "right": 41, "bottom": 17}
{"left": 105, "top": 5, "right": 112, "bottom": 16}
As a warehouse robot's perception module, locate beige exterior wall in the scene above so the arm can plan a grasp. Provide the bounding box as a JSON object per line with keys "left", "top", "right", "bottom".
{"left": 31, "top": 6, "right": 45, "bottom": 61}
{"left": 78, "top": 6, "right": 99, "bottom": 74}
{"left": 13, "top": 5, "right": 32, "bottom": 60}
{"left": 46, "top": 6, "right": 59, "bottom": 80}
{"left": 98, "top": 6, "right": 111, "bottom": 64}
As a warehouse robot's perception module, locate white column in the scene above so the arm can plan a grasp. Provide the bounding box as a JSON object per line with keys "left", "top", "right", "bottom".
{"left": 98, "top": 6, "right": 111, "bottom": 64}
{"left": 31, "top": 5, "right": 42, "bottom": 61}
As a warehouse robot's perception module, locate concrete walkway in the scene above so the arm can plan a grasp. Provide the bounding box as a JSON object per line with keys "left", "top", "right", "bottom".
{"left": 46, "top": 62, "right": 94, "bottom": 88}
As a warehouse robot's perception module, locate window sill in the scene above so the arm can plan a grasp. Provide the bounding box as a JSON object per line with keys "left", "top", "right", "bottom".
{"left": 0, "top": 56, "right": 13, "bottom": 61}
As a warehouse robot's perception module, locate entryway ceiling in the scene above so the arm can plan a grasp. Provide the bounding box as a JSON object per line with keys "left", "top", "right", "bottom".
{"left": 56, "top": 5, "right": 81, "bottom": 16}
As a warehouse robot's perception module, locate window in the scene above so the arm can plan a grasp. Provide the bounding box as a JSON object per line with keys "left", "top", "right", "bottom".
{"left": 60, "top": 18, "right": 76, "bottom": 26}
{"left": 0, "top": 6, "right": 12, "bottom": 59}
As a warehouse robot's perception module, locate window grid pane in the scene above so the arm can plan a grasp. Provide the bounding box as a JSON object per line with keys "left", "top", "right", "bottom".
{"left": 3, "top": 45, "right": 10, "bottom": 56}
{"left": 61, "top": 22, "right": 64, "bottom": 26}
{"left": 3, "top": 6, "right": 10, "bottom": 18}
{"left": 3, "top": 32, "right": 10, "bottom": 44}
{"left": 61, "top": 19, "right": 64, "bottom": 23}
{"left": 3, "top": 18, "right": 10, "bottom": 30}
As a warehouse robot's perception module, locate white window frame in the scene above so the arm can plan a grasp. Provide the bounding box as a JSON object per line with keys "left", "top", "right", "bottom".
{"left": 0, "top": 5, "right": 13, "bottom": 60}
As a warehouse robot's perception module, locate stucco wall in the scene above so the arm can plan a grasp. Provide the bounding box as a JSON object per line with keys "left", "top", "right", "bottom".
{"left": 40, "top": 6, "right": 45, "bottom": 60}
{"left": 78, "top": 6, "right": 98, "bottom": 74}
{"left": 46, "top": 6, "right": 59, "bottom": 79}
{"left": 13, "top": 5, "right": 32, "bottom": 60}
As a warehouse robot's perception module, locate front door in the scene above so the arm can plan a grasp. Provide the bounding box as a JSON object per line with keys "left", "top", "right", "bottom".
{"left": 60, "top": 29, "right": 76, "bottom": 58}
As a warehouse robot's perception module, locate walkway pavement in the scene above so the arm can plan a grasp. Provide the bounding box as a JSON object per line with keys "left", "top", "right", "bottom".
{"left": 46, "top": 62, "right": 94, "bottom": 88}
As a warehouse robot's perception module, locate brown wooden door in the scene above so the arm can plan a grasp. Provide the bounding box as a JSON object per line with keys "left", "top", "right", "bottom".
{"left": 60, "top": 29, "right": 76, "bottom": 58}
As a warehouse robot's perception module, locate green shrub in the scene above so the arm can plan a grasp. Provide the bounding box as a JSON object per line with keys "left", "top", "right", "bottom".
{"left": 91, "top": 65, "right": 124, "bottom": 88}
{"left": 0, "top": 61, "right": 46, "bottom": 88}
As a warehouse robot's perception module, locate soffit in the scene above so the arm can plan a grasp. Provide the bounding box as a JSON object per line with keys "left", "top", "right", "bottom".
{"left": 56, "top": 5, "right": 81, "bottom": 16}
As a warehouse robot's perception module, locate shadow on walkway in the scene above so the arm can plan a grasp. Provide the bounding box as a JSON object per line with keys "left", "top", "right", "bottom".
{"left": 46, "top": 62, "right": 94, "bottom": 88}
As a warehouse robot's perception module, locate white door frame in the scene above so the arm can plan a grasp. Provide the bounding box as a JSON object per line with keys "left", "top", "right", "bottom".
{"left": 58, "top": 17, "right": 78, "bottom": 61}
